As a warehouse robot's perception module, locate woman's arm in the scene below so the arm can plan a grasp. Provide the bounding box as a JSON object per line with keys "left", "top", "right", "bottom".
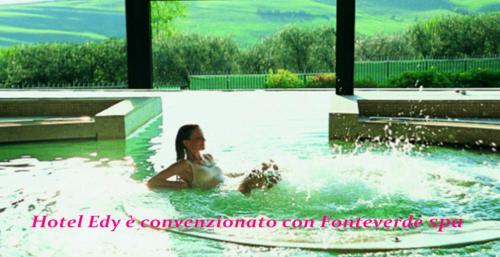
{"left": 146, "top": 160, "right": 192, "bottom": 189}
{"left": 147, "top": 179, "right": 189, "bottom": 189}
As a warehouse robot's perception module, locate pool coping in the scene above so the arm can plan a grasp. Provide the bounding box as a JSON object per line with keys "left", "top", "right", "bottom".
{"left": 329, "top": 92, "right": 500, "bottom": 148}
{"left": 0, "top": 97, "right": 162, "bottom": 143}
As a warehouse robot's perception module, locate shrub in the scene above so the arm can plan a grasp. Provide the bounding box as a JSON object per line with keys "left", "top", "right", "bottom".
{"left": 306, "top": 73, "right": 336, "bottom": 88}
{"left": 264, "top": 69, "right": 303, "bottom": 88}
{"left": 457, "top": 69, "right": 500, "bottom": 87}
{"left": 389, "top": 69, "right": 499, "bottom": 88}
{"left": 389, "top": 69, "right": 453, "bottom": 88}
{"left": 355, "top": 79, "right": 380, "bottom": 88}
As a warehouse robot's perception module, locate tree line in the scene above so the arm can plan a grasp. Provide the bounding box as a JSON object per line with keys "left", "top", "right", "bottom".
{"left": 0, "top": 13, "right": 498, "bottom": 86}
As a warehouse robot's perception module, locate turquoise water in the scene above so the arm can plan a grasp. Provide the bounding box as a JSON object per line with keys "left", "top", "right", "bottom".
{"left": 0, "top": 91, "right": 499, "bottom": 256}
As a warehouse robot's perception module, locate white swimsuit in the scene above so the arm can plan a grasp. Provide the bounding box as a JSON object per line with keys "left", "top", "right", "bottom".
{"left": 188, "top": 157, "right": 224, "bottom": 188}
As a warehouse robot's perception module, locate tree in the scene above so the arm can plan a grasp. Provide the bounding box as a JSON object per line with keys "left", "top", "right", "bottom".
{"left": 240, "top": 25, "right": 336, "bottom": 73}
{"left": 277, "top": 26, "right": 315, "bottom": 72}
{"left": 310, "top": 26, "right": 336, "bottom": 71}
{"left": 356, "top": 33, "right": 415, "bottom": 60}
{"left": 151, "top": 1, "right": 187, "bottom": 37}
{"left": 239, "top": 37, "right": 281, "bottom": 73}
{"left": 406, "top": 13, "right": 500, "bottom": 57}
{"left": 153, "top": 34, "right": 240, "bottom": 84}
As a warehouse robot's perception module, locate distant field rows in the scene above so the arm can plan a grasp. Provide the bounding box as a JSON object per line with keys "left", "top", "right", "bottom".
{"left": 450, "top": 0, "right": 500, "bottom": 10}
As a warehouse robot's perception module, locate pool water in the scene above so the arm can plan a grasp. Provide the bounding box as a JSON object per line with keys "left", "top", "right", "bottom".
{"left": 0, "top": 91, "right": 499, "bottom": 256}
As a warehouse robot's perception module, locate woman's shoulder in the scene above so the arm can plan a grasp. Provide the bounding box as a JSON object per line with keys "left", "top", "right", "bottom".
{"left": 173, "top": 159, "right": 191, "bottom": 169}
{"left": 172, "top": 160, "right": 193, "bottom": 177}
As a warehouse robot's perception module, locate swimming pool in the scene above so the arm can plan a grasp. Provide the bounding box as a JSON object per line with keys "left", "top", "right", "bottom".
{"left": 0, "top": 91, "right": 498, "bottom": 256}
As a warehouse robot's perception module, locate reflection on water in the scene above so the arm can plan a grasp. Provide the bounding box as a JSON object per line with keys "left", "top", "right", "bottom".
{"left": 0, "top": 114, "right": 164, "bottom": 257}
{"left": 0, "top": 92, "right": 498, "bottom": 257}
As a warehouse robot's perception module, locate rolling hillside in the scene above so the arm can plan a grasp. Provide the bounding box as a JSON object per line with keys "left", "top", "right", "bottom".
{"left": 0, "top": 0, "right": 498, "bottom": 47}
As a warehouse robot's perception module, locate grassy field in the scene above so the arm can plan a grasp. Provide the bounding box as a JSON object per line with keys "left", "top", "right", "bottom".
{"left": 173, "top": 0, "right": 454, "bottom": 46}
{"left": 0, "top": 0, "right": 498, "bottom": 47}
{"left": 173, "top": 0, "right": 498, "bottom": 46}
{"left": 0, "top": 0, "right": 125, "bottom": 46}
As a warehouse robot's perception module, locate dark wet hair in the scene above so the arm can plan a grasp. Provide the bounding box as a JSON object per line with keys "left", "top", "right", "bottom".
{"left": 175, "top": 124, "right": 199, "bottom": 161}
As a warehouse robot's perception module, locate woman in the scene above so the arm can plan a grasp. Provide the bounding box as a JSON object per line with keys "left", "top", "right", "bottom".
{"left": 146, "top": 124, "right": 281, "bottom": 194}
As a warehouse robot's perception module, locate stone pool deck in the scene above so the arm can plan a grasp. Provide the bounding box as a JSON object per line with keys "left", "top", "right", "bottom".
{"left": 0, "top": 97, "right": 162, "bottom": 143}
{"left": 329, "top": 89, "right": 500, "bottom": 148}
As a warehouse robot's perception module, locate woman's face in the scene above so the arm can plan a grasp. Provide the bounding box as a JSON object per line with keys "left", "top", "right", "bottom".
{"left": 184, "top": 127, "right": 206, "bottom": 153}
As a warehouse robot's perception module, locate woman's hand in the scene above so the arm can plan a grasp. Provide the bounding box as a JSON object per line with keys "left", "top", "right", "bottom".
{"left": 224, "top": 171, "right": 245, "bottom": 178}
{"left": 146, "top": 160, "right": 192, "bottom": 189}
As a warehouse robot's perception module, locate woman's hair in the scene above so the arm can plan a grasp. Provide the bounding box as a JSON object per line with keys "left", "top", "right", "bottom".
{"left": 175, "top": 124, "right": 199, "bottom": 161}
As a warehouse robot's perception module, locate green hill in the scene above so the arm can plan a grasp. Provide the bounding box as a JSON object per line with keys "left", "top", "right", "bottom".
{"left": 0, "top": 0, "right": 497, "bottom": 47}
{"left": 0, "top": 0, "right": 125, "bottom": 46}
